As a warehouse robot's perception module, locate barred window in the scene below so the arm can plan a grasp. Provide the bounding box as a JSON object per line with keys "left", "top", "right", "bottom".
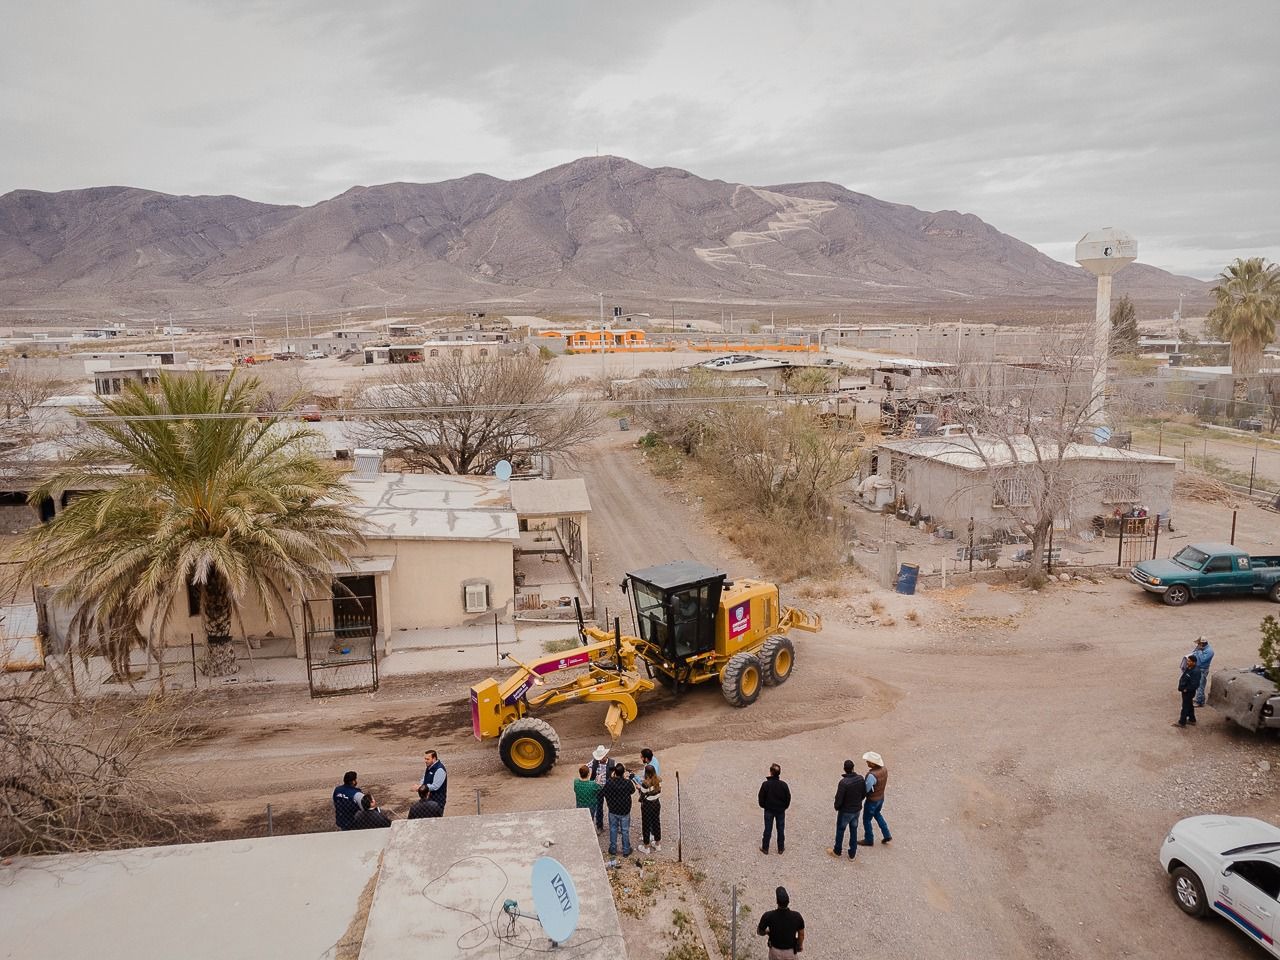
{"left": 993, "top": 477, "right": 1031, "bottom": 508}
{"left": 1102, "top": 472, "right": 1140, "bottom": 504}
{"left": 890, "top": 457, "right": 907, "bottom": 483}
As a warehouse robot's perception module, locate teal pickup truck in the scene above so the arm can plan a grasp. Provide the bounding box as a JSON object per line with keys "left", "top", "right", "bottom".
{"left": 1129, "top": 542, "right": 1280, "bottom": 606}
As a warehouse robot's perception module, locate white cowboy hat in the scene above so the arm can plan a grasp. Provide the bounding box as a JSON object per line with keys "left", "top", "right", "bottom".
{"left": 862, "top": 751, "right": 884, "bottom": 766}
{"left": 592, "top": 745, "right": 609, "bottom": 761}
{"left": 1195, "top": 636, "right": 1208, "bottom": 645}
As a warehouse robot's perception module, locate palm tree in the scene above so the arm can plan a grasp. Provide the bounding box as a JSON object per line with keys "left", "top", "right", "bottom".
{"left": 1207, "top": 257, "right": 1280, "bottom": 403}
{"left": 19, "top": 373, "right": 364, "bottom": 677}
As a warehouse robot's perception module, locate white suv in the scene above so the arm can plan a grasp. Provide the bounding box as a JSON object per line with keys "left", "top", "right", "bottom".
{"left": 1160, "top": 815, "right": 1280, "bottom": 954}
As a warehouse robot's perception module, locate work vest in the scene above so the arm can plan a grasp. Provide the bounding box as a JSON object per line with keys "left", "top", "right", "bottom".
{"left": 423, "top": 760, "right": 448, "bottom": 807}
{"left": 867, "top": 766, "right": 888, "bottom": 803}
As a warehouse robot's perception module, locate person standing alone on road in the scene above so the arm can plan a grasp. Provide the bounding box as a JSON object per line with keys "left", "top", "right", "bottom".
{"left": 757, "top": 886, "right": 805, "bottom": 958}
{"left": 758, "top": 763, "right": 791, "bottom": 855}
{"left": 858, "top": 751, "right": 892, "bottom": 847}
{"left": 1175, "top": 655, "right": 1202, "bottom": 727}
{"left": 830, "top": 759, "right": 865, "bottom": 860}
{"left": 603, "top": 763, "right": 635, "bottom": 857}
{"left": 1191, "top": 636, "right": 1214, "bottom": 707}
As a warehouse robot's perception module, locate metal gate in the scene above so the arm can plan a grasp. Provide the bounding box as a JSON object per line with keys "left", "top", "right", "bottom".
{"left": 1116, "top": 517, "right": 1158, "bottom": 568}
{"left": 303, "top": 590, "right": 379, "bottom": 698}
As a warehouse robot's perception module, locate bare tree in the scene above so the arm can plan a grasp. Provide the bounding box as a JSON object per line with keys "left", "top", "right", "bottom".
{"left": 935, "top": 332, "right": 1112, "bottom": 583}
{"left": 0, "top": 362, "right": 70, "bottom": 447}
{"left": 0, "top": 669, "right": 196, "bottom": 856}
{"left": 355, "top": 354, "right": 599, "bottom": 474}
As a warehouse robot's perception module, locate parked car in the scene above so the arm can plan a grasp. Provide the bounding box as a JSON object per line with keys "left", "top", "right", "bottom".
{"left": 304, "top": 350, "right": 326, "bottom": 360}
{"left": 1129, "top": 543, "right": 1280, "bottom": 606}
{"left": 1208, "top": 666, "right": 1280, "bottom": 733}
{"left": 1160, "top": 815, "right": 1280, "bottom": 954}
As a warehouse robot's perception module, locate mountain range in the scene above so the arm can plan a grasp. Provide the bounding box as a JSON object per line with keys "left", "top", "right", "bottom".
{"left": 0, "top": 156, "right": 1207, "bottom": 313}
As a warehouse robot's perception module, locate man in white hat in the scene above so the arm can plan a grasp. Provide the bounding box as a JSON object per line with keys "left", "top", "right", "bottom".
{"left": 857, "top": 751, "right": 892, "bottom": 847}
{"left": 587, "top": 744, "right": 615, "bottom": 832}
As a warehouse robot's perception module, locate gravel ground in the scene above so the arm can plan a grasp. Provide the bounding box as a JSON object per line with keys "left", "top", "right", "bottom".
{"left": 158, "top": 431, "right": 1280, "bottom": 959}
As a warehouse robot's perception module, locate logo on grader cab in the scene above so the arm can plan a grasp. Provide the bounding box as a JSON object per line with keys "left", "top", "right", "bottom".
{"left": 729, "top": 602, "right": 751, "bottom": 637}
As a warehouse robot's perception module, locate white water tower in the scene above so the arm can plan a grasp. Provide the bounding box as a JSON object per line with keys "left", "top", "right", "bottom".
{"left": 1076, "top": 228, "right": 1137, "bottom": 424}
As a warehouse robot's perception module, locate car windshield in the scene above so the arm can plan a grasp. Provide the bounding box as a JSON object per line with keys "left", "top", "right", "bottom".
{"left": 1172, "top": 546, "right": 1210, "bottom": 570}
{"left": 1222, "top": 842, "right": 1280, "bottom": 856}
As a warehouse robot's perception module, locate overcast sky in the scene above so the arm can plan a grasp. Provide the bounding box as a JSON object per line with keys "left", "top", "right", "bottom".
{"left": 3, "top": 0, "right": 1277, "bottom": 279}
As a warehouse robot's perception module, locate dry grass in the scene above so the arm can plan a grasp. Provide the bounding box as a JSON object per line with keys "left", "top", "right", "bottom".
{"left": 796, "top": 581, "right": 843, "bottom": 599}
{"left": 905, "top": 610, "right": 920, "bottom": 623}
{"left": 868, "top": 598, "right": 885, "bottom": 614}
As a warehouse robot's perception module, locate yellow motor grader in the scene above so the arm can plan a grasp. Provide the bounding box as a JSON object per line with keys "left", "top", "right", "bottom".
{"left": 469, "top": 561, "right": 821, "bottom": 776}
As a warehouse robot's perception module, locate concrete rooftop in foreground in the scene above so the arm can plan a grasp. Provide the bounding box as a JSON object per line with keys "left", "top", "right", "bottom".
{"left": 1, "top": 830, "right": 388, "bottom": 960}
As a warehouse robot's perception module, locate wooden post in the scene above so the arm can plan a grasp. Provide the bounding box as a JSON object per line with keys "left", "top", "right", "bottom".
{"left": 494, "top": 613, "right": 500, "bottom": 667}
{"left": 730, "top": 884, "right": 738, "bottom": 960}
{"left": 968, "top": 518, "right": 975, "bottom": 573}
{"left": 1231, "top": 510, "right": 1238, "bottom": 545}
{"left": 190, "top": 633, "right": 198, "bottom": 688}
{"left": 1153, "top": 515, "right": 1161, "bottom": 560}
{"left": 1117, "top": 521, "right": 1125, "bottom": 568}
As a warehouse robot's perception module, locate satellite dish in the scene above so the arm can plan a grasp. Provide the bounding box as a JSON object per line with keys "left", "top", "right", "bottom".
{"left": 531, "top": 856, "right": 580, "bottom": 945}
{"left": 1093, "top": 426, "right": 1113, "bottom": 445}
{"left": 494, "top": 460, "right": 513, "bottom": 482}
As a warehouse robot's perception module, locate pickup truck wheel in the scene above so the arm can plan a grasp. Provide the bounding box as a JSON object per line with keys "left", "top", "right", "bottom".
{"left": 1269, "top": 583, "right": 1280, "bottom": 603}
{"left": 1162, "top": 585, "right": 1191, "bottom": 607}
{"left": 1171, "top": 866, "right": 1208, "bottom": 918}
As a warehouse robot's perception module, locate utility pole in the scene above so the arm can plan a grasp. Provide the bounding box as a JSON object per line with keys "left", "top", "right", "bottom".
{"left": 284, "top": 309, "right": 290, "bottom": 347}
{"left": 598, "top": 292, "right": 604, "bottom": 328}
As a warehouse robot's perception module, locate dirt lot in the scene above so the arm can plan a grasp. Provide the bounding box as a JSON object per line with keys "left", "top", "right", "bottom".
{"left": 159, "top": 431, "right": 1280, "bottom": 959}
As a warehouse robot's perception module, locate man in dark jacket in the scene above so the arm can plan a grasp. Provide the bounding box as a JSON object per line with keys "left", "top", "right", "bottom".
{"left": 352, "top": 792, "right": 392, "bottom": 829}
{"left": 758, "top": 763, "right": 791, "bottom": 855}
{"left": 1175, "top": 654, "right": 1202, "bottom": 727}
{"left": 602, "top": 763, "right": 635, "bottom": 857}
{"left": 332, "top": 771, "right": 364, "bottom": 831}
{"left": 830, "top": 759, "right": 866, "bottom": 859}
{"left": 757, "top": 885, "right": 805, "bottom": 958}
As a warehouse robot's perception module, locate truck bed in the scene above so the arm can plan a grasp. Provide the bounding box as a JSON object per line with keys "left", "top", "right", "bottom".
{"left": 1208, "top": 667, "right": 1280, "bottom": 732}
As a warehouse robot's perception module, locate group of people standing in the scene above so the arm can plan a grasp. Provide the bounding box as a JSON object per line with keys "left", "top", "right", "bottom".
{"left": 758, "top": 751, "right": 892, "bottom": 859}
{"left": 331, "top": 749, "right": 449, "bottom": 829}
{"left": 574, "top": 744, "right": 662, "bottom": 857}
{"left": 1175, "top": 636, "right": 1215, "bottom": 728}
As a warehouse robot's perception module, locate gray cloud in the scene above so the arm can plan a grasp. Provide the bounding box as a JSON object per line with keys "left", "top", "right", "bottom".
{"left": 0, "top": 0, "right": 1276, "bottom": 278}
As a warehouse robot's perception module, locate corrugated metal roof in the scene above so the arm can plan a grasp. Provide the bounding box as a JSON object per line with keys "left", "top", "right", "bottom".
{"left": 345, "top": 473, "right": 519, "bottom": 542}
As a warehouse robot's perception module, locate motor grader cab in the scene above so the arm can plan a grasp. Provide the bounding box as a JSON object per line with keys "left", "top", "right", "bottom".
{"left": 469, "top": 560, "right": 820, "bottom": 777}
{"left": 625, "top": 561, "right": 821, "bottom": 706}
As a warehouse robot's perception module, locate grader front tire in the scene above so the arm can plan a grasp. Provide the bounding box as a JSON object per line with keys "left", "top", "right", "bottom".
{"left": 721, "top": 652, "right": 763, "bottom": 707}
{"left": 760, "top": 635, "right": 795, "bottom": 686}
{"left": 499, "top": 717, "right": 560, "bottom": 777}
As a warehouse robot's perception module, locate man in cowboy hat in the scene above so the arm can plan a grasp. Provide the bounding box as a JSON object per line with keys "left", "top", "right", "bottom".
{"left": 587, "top": 744, "right": 615, "bottom": 831}
{"left": 1190, "top": 636, "right": 1214, "bottom": 708}
{"left": 857, "top": 751, "right": 892, "bottom": 846}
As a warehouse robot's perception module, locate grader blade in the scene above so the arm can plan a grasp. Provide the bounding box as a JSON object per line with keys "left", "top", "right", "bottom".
{"left": 603, "top": 703, "right": 626, "bottom": 741}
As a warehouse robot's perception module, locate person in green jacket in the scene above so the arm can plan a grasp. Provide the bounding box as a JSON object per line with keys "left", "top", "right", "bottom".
{"left": 574, "top": 765, "right": 601, "bottom": 813}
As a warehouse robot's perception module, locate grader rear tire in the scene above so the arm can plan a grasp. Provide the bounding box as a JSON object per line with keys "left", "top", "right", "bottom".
{"left": 721, "top": 652, "right": 763, "bottom": 707}
{"left": 499, "top": 717, "right": 560, "bottom": 777}
{"left": 760, "top": 635, "right": 796, "bottom": 686}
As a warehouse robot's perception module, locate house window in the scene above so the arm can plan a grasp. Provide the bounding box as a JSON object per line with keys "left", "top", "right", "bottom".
{"left": 463, "top": 582, "right": 490, "bottom": 613}
{"left": 1102, "top": 472, "right": 1140, "bottom": 504}
{"left": 429, "top": 349, "right": 439, "bottom": 358}
{"left": 889, "top": 457, "right": 906, "bottom": 483}
{"left": 479, "top": 348, "right": 489, "bottom": 357}
{"left": 993, "top": 477, "right": 1032, "bottom": 508}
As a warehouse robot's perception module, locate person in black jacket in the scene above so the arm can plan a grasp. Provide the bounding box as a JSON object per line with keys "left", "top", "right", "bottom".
{"left": 757, "top": 885, "right": 805, "bottom": 958}
{"left": 758, "top": 763, "right": 791, "bottom": 855}
{"left": 830, "top": 759, "right": 866, "bottom": 860}
{"left": 602, "top": 763, "right": 635, "bottom": 857}
{"left": 1174, "top": 654, "right": 1202, "bottom": 727}
{"left": 352, "top": 792, "right": 392, "bottom": 829}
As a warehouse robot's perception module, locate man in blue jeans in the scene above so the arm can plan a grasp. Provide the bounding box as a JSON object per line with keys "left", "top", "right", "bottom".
{"left": 829, "top": 759, "right": 865, "bottom": 860}
{"left": 857, "top": 751, "right": 892, "bottom": 847}
{"left": 1191, "top": 636, "right": 1214, "bottom": 708}
{"left": 602, "top": 763, "right": 635, "bottom": 857}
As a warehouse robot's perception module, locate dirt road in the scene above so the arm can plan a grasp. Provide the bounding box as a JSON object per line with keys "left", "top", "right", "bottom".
{"left": 161, "top": 432, "right": 1280, "bottom": 959}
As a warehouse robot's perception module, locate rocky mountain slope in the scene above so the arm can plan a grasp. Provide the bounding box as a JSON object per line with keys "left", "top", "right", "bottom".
{"left": 0, "top": 156, "right": 1205, "bottom": 310}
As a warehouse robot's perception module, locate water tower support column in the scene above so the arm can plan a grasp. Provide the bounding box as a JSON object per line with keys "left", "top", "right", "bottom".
{"left": 1088, "top": 272, "right": 1113, "bottom": 424}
